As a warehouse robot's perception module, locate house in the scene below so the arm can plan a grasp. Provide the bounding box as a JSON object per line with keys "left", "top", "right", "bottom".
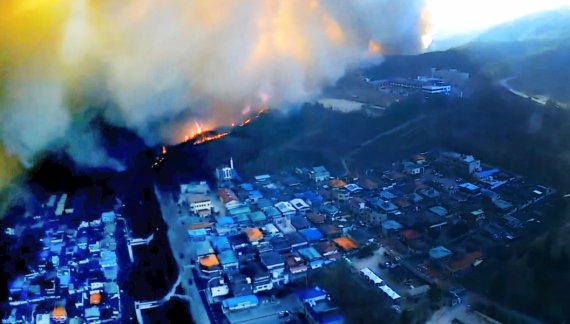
{"left": 440, "top": 152, "right": 481, "bottom": 175}
{"left": 209, "top": 277, "right": 230, "bottom": 298}
{"left": 218, "top": 250, "right": 239, "bottom": 271}
{"left": 248, "top": 211, "right": 267, "bottom": 225}
{"left": 358, "top": 178, "right": 379, "bottom": 191}
{"left": 290, "top": 198, "right": 311, "bottom": 212}
{"left": 262, "top": 206, "right": 282, "bottom": 219}
{"left": 245, "top": 228, "right": 263, "bottom": 243}
{"left": 314, "top": 241, "right": 339, "bottom": 258}
{"left": 381, "top": 220, "right": 403, "bottom": 235}
{"left": 269, "top": 236, "right": 292, "bottom": 253}
{"left": 275, "top": 201, "right": 297, "bottom": 216}
{"left": 242, "top": 262, "right": 273, "bottom": 293}
{"left": 291, "top": 215, "right": 310, "bottom": 230}
{"left": 228, "top": 233, "right": 249, "bottom": 251}
{"left": 297, "top": 287, "right": 345, "bottom": 324}
{"left": 285, "top": 253, "right": 308, "bottom": 275}
{"left": 219, "top": 188, "right": 240, "bottom": 209}
{"left": 402, "top": 161, "right": 424, "bottom": 175}
{"left": 260, "top": 251, "right": 286, "bottom": 283}
{"left": 181, "top": 181, "right": 210, "bottom": 195}
{"left": 285, "top": 232, "right": 309, "bottom": 250}
{"left": 307, "top": 212, "right": 326, "bottom": 224}
{"left": 199, "top": 254, "right": 221, "bottom": 275}
{"left": 444, "top": 251, "right": 484, "bottom": 275}
{"left": 364, "top": 212, "right": 387, "bottom": 227}
{"left": 274, "top": 217, "right": 296, "bottom": 234}
{"left": 331, "top": 188, "right": 350, "bottom": 202}
{"left": 318, "top": 224, "right": 341, "bottom": 239}
{"left": 228, "top": 274, "right": 253, "bottom": 297}
{"left": 300, "top": 228, "right": 324, "bottom": 242}
{"left": 348, "top": 197, "right": 369, "bottom": 215}
{"left": 344, "top": 183, "right": 363, "bottom": 194}
{"left": 429, "top": 246, "right": 453, "bottom": 260}
{"left": 310, "top": 166, "right": 331, "bottom": 182}
{"left": 222, "top": 295, "right": 258, "bottom": 312}
{"left": 333, "top": 237, "right": 359, "bottom": 251}
{"left": 298, "top": 247, "right": 325, "bottom": 269}
{"left": 261, "top": 223, "right": 280, "bottom": 237}
{"left": 187, "top": 194, "right": 212, "bottom": 217}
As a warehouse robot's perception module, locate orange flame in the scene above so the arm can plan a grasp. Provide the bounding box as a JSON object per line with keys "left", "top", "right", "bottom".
{"left": 162, "top": 145, "right": 167, "bottom": 154}
{"left": 368, "top": 40, "right": 383, "bottom": 55}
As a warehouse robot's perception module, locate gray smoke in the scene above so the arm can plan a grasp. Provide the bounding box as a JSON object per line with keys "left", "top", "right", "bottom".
{"left": 0, "top": 0, "right": 429, "bottom": 172}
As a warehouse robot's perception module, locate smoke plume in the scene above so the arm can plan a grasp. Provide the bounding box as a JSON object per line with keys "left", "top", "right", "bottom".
{"left": 0, "top": 0, "right": 430, "bottom": 185}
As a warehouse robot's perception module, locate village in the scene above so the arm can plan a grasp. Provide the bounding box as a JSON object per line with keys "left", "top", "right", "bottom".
{"left": 167, "top": 150, "right": 555, "bottom": 323}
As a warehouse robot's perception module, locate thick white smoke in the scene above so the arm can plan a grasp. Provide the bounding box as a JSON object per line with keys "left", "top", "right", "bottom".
{"left": 0, "top": 0, "right": 429, "bottom": 172}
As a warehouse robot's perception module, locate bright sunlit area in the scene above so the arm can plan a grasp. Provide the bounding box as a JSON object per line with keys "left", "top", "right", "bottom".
{"left": 428, "top": 0, "right": 570, "bottom": 38}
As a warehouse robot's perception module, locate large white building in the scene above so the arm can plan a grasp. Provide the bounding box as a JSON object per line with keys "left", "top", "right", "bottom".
{"left": 187, "top": 194, "right": 213, "bottom": 216}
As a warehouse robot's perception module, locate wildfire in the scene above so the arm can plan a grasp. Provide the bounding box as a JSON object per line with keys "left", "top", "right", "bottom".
{"left": 194, "top": 132, "right": 230, "bottom": 145}
{"left": 162, "top": 145, "right": 167, "bottom": 154}
{"left": 183, "top": 108, "right": 270, "bottom": 146}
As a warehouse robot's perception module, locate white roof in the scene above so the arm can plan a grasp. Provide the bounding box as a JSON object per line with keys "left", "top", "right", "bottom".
{"left": 380, "top": 285, "right": 401, "bottom": 300}
{"left": 289, "top": 198, "right": 310, "bottom": 210}
{"left": 345, "top": 183, "right": 363, "bottom": 193}
{"left": 360, "top": 268, "right": 383, "bottom": 285}
{"left": 262, "top": 223, "right": 279, "bottom": 234}
{"left": 275, "top": 201, "right": 296, "bottom": 214}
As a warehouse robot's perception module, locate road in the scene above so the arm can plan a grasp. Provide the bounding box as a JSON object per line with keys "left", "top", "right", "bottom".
{"left": 340, "top": 114, "right": 426, "bottom": 176}
{"left": 154, "top": 186, "right": 211, "bottom": 324}
{"left": 498, "top": 76, "right": 556, "bottom": 106}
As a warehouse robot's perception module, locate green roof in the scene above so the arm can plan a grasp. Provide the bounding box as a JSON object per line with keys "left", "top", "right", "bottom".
{"left": 248, "top": 211, "right": 267, "bottom": 222}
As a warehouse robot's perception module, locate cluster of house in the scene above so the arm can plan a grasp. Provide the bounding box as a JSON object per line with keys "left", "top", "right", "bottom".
{"left": 4, "top": 194, "right": 123, "bottom": 324}
{"left": 180, "top": 150, "right": 554, "bottom": 320}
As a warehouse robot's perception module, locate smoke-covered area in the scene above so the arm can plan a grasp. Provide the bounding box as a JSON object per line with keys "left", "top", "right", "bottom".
{"left": 0, "top": 0, "right": 430, "bottom": 186}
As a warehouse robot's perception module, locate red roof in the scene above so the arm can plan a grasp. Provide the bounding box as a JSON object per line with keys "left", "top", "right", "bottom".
{"left": 400, "top": 229, "right": 421, "bottom": 241}
{"left": 358, "top": 178, "right": 379, "bottom": 190}
{"left": 218, "top": 188, "right": 238, "bottom": 203}
{"left": 445, "top": 251, "right": 483, "bottom": 272}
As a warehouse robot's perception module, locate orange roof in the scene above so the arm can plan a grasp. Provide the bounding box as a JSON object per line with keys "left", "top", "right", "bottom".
{"left": 329, "top": 179, "right": 347, "bottom": 188}
{"left": 90, "top": 292, "right": 102, "bottom": 305}
{"left": 188, "top": 222, "right": 214, "bottom": 230}
{"left": 333, "top": 237, "right": 359, "bottom": 250}
{"left": 199, "top": 254, "right": 220, "bottom": 268}
{"left": 245, "top": 227, "right": 263, "bottom": 241}
{"left": 51, "top": 306, "right": 67, "bottom": 319}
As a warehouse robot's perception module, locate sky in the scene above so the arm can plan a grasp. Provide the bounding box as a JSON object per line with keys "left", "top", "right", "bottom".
{"left": 428, "top": 0, "right": 570, "bottom": 38}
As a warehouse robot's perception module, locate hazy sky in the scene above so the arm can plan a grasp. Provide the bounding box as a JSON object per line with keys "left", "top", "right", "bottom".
{"left": 428, "top": 0, "right": 570, "bottom": 38}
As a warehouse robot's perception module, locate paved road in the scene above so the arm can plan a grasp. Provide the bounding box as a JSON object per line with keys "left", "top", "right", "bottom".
{"left": 155, "top": 186, "right": 211, "bottom": 324}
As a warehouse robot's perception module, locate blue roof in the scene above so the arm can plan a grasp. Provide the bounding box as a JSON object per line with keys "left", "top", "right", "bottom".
{"left": 296, "top": 287, "right": 328, "bottom": 302}
{"left": 296, "top": 191, "right": 324, "bottom": 203}
{"left": 217, "top": 216, "right": 235, "bottom": 226}
{"left": 477, "top": 168, "right": 499, "bottom": 178}
{"left": 218, "top": 249, "right": 239, "bottom": 265}
{"left": 240, "top": 183, "right": 254, "bottom": 191}
{"left": 231, "top": 206, "right": 252, "bottom": 215}
{"left": 429, "top": 246, "right": 453, "bottom": 259}
{"left": 382, "top": 220, "right": 403, "bottom": 230}
{"left": 298, "top": 247, "right": 323, "bottom": 261}
{"left": 300, "top": 228, "right": 323, "bottom": 242}
{"left": 257, "top": 198, "right": 273, "bottom": 209}
{"left": 188, "top": 228, "right": 208, "bottom": 237}
{"left": 210, "top": 236, "right": 231, "bottom": 252}
{"left": 222, "top": 294, "right": 259, "bottom": 308}
{"left": 249, "top": 190, "right": 263, "bottom": 199}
